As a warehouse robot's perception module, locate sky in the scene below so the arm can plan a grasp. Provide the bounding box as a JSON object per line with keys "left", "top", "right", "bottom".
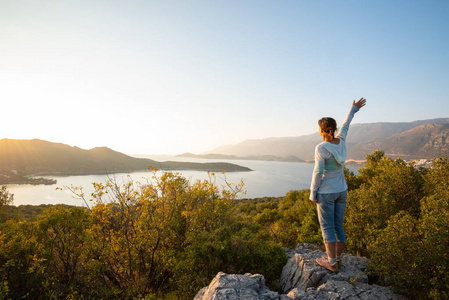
{"left": 1, "top": 0, "right": 448, "bottom": 155}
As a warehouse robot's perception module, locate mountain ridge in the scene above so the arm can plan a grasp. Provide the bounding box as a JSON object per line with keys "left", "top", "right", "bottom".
{"left": 0, "top": 139, "right": 251, "bottom": 178}
{"left": 350, "top": 123, "right": 449, "bottom": 159}
{"left": 204, "top": 118, "right": 449, "bottom": 161}
{"left": 177, "top": 152, "right": 304, "bottom": 163}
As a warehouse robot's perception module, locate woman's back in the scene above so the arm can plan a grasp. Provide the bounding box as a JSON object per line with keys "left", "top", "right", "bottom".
{"left": 309, "top": 102, "right": 364, "bottom": 201}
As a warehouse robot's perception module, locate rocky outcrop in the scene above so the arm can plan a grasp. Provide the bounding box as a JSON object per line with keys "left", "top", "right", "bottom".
{"left": 193, "top": 272, "right": 284, "bottom": 300}
{"left": 280, "top": 244, "right": 370, "bottom": 292}
{"left": 194, "top": 244, "right": 406, "bottom": 300}
{"left": 279, "top": 244, "right": 405, "bottom": 299}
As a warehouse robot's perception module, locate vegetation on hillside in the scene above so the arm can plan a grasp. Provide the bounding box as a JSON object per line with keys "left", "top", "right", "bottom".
{"left": 233, "top": 150, "right": 449, "bottom": 299}
{"left": 0, "top": 172, "right": 285, "bottom": 299}
{"left": 1, "top": 150, "right": 448, "bottom": 299}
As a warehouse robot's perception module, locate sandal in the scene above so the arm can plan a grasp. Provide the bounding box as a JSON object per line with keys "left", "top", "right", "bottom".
{"left": 316, "top": 257, "right": 338, "bottom": 272}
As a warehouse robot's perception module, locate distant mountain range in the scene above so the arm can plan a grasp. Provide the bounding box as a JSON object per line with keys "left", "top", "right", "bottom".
{"left": 0, "top": 139, "right": 250, "bottom": 177}
{"left": 4, "top": 117, "right": 447, "bottom": 180}
{"left": 177, "top": 153, "right": 304, "bottom": 162}
{"left": 204, "top": 118, "right": 449, "bottom": 162}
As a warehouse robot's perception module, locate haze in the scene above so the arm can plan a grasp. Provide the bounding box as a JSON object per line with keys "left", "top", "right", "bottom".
{"left": 1, "top": 0, "right": 448, "bottom": 155}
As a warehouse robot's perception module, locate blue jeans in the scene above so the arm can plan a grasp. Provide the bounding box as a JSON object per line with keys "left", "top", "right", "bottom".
{"left": 316, "top": 191, "right": 347, "bottom": 243}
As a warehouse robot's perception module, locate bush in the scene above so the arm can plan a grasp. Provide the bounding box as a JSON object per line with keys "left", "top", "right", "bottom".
{"left": 173, "top": 225, "right": 287, "bottom": 296}
{"left": 369, "top": 212, "right": 421, "bottom": 295}
{"left": 344, "top": 152, "right": 424, "bottom": 256}
{"left": 0, "top": 172, "right": 288, "bottom": 299}
{"left": 35, "top": 205, "right": 91, "bottom": 297}
{"left": 355, "top": 154, "right": 449, "bottom": 299}
{"left": 0, "top": 220, "right": 46, "bottom": 299}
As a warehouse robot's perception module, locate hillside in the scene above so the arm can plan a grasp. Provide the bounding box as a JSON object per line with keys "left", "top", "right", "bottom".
{"left": 0, "top": 139, "right": 251, "bottom": 177}
{"left": 349, "top": 123, "right": 449, "bottom": 159}
{"left": 205, "top": 118, "right": 449, "bottom": 161}
{"left": 177, "top": 152, "right": 304, "bottom": 162}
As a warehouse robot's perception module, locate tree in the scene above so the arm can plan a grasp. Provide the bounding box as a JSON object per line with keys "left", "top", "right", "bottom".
{"left": 370, "top": 157, "right": 449, "bottom": 299}
{"left": 35, "top": 205, "right": 91, "bottom": 297}
{"left": 57, "top": 170, "right": 286, "bottom": 299}
{"left": 344, "top": 153, "right": 424, "bottom": 255}
{"left": 0, "top": 220, "right": 45, "bottom": 299}
{"left": 0, "top": 185, "right": 13, "bottom": 222}
{"left": 278, "top": 190, "right": 321, "bottom": 247}
{"left": 0, "top": 185, "right": 13, "bottom": 207}
{"left": 345, "top": 153, "right": 449, "bottom": 299}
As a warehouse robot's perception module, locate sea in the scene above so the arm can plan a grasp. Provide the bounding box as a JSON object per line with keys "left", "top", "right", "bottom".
{"left": 6, "top": 155, "right": 359, "bottom": 206}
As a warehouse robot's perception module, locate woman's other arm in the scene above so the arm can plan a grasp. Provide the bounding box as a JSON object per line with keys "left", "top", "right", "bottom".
{"left": 309, "top": 145, "right": 326, "bottom": 203}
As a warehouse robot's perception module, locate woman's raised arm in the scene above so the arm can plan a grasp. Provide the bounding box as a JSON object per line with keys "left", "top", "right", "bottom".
{"left": 353, "top": 97, "right": 366, "bottom": 109}
{"left": 336, "top": 98, "right": 367, "bottom": 140}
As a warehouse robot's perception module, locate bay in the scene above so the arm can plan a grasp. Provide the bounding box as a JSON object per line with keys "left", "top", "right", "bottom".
{"left": 6, "top": 155, "right": 359, "bottom": 206}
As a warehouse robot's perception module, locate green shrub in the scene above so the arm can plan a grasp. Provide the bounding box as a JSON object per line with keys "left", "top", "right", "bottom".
{"left": 173, "top": 225, "right": 287, "bottom": 297}
{"left": 35, "top": 205, "right": 91, "bottom": 298}
{"left": 344, "top": 153, "right": 424, "bottom": 256}
{"left": 361, "top": 155, "right": 449, "bottom": 299}
{"left": 297, "top": 207, "right": 322, "bottom": 245}
{"left": 369, "top": 212, "right": 421, "bottom": 295}
{"left": 0, "top": 220, "right": 47, "bottom": 299}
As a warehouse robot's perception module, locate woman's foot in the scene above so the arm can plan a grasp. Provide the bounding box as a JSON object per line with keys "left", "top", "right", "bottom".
{"left": 316, "top": 257, "right": 338, "bottom": 272}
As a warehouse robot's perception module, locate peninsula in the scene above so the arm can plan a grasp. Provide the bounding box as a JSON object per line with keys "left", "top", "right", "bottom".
{"left": 0, "top": 139, "right": 251, "bottom": 185}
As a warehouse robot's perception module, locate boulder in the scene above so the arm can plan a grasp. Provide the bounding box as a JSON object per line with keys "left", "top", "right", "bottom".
{"left": 280, "top": 244, "right": 370, "bottom": 292}
{"left": 194, "top": 244, "right": 407, "bottom": 300}
{"left": 279, "top": 244, "right": 406, "bottom": 299}
{"left": 193, "top": 272, "right": 286, "bottom": 300}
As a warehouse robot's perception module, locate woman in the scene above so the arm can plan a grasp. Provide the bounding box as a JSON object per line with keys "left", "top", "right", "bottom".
{"left": 310, "top": 98, "right": 366, "bottom": 272}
